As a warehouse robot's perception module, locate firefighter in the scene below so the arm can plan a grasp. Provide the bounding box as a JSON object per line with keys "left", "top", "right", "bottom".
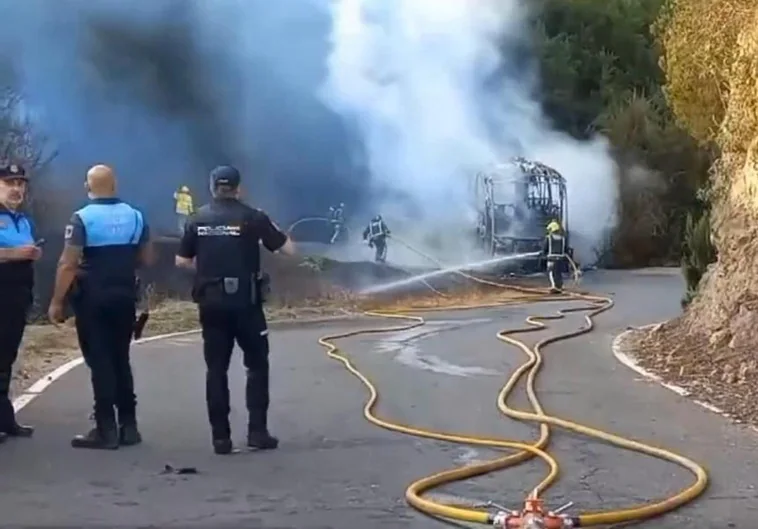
{"left": 328, "top": 202, "right": 345, "bottom": 244}
{"left": 174, "top": 185, "right": 194, "bottom": 235}
{"left": 175, "top": 165, "right": 295, "bottom": 455}
{"left": 362, "top": 215, "right": 390, "bottom": 263}
{"left": 543, "top": 220, "right": 566, "bottom": 293}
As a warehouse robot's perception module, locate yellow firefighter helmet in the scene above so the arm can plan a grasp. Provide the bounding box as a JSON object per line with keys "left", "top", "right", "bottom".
{"left": 180, "top": 185, "right": 190, "bottom": 193}
{"left": 546, "top": 220, "right": 561, "bottom": 233}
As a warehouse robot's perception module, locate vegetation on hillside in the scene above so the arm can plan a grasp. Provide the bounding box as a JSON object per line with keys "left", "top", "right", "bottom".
{"left": 534, "top": 0, "right": 714, "bottom": 269}
{"left": 654, "top": 0, "right": 757, "bottom": 323}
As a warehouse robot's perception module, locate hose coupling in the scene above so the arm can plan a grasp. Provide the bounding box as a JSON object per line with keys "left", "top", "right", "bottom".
{"left": 491, "top": 499, "right": 577, "bottom": 528}
{"left": 492, "top": 512, "right": 575, "bottom": 529}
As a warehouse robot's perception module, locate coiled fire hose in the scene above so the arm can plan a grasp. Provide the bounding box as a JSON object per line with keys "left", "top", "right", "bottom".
{"left": 313, "top": 237, "right": 708, "bottom": 527}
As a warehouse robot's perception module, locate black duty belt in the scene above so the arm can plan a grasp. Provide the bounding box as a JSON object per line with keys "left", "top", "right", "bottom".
{"left": 193, "top": 272, "right": 270, "bottom": 307}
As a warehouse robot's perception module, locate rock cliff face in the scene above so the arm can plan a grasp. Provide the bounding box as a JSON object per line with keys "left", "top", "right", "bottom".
{"left": 658, "top": 0, "right": 758, "bottom": 341}
{"left": 625, "top": 0, "right": 758, "bottom": 423}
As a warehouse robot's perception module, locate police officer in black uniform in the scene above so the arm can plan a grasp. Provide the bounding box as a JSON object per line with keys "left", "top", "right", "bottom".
{"left": 176, "top": 165, "right": 295, "bottom": 455}
{"left": 48, "top": 164, "right": 154, "bottom": 449}
{"left": 0, "top": 162, "right": 40, "bottom": 444}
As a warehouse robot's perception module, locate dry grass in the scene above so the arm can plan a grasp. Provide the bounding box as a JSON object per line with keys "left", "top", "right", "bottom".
{"left": 359, "top": 276, "right": 552, "bottom": 312}
{"left": 362, "top": 287, "right": 538, "bottom": 312}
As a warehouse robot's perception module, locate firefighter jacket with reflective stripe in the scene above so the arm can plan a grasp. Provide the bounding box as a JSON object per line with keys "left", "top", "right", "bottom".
{"left": 367, "top": 220, "right": 387, "bottom": 240}
{"left": 174, "top": 191, "right": 194, "bottom": 215}
{"left": 544, "top": 233, "right": 566, "bottom": 260}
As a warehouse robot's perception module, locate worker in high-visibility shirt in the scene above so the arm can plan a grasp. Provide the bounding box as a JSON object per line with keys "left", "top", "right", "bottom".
{"left": 173, "top": 186, "right": 194, "bottom": 235}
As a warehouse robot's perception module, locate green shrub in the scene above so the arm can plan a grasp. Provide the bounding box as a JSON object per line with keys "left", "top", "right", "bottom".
{"left": 680, "top": 207, "right": 716, "bottom": 307}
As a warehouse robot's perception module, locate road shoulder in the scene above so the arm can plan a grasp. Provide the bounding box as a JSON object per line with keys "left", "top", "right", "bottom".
{"left": 612, "top": 324, "right": 758, "bottom": 433}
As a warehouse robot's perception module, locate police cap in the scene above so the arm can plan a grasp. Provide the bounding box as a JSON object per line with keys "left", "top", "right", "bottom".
{"left": 0, "top": 162, "right": 27, "bottom": 180}
{"left": 209, "top": 165, "right": 241, "bottom": 188}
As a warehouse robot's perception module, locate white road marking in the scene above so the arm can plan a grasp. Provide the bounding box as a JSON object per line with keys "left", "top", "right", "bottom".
{"left": 13, "top": 329, "right": 202, "bottom": 413}
{"left": 11, "top": 314, "right": 358, "bottom": 414}
{"left": 375, "top": 318, "right": 500, "bottom": 377}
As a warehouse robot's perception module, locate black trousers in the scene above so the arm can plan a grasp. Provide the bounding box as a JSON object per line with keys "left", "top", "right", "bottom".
{"left": 74, "top": 297, "right": 137, "bottom": 426}
{"left": 373, "top": 237, "right": 387, "bottom": 262}
{"left": 199, "top": 304, "right": 270, "bottom": 440}
{"left": 547, "top": 258, "right": 565, "bottom": 290}
{"left": 0, "top": 292, "right": 30, "bottom": 429}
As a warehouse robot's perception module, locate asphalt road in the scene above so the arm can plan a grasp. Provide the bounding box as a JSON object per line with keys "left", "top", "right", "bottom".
{"left": 2, "top": 269, "right": 757, "bottom": 528}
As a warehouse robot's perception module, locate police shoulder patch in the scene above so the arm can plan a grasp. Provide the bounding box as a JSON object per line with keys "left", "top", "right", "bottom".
{"left": 64, "top": 224, "right": 74, "bottom": 239}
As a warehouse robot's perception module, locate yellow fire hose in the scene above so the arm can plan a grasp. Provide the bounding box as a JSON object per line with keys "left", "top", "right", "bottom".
{"left": 314, "top": 241, "right": 709, "bottom": 527}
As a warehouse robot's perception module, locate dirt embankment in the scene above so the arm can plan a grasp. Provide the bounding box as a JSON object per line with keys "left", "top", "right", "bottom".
{"left": 625, "top": 0, "right": 758, "bottom": 425}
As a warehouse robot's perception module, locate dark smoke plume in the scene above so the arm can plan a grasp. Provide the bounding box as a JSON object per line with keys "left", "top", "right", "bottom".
{"left": 2, "top": 0, "right": 364, "bottom": 233}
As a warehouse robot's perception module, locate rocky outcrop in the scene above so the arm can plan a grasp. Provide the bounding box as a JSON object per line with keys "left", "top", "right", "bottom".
{"left": 627, "top": 0, "right": 758, "bottom": 425}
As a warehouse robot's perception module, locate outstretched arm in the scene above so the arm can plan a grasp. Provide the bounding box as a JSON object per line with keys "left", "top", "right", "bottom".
{"left": 260, "top": 212, "right": 295, "bottom": 256}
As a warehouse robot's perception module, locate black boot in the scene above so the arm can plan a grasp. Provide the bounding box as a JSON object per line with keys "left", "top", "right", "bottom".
{"left": 119, "top": 422, "right": 142, "bottom": 446}
{"left": 1, "top": 422, "right": 34, "bottom": 438}
{"left": 247, "top": 430, "right": 279, "bottom": 450}
{"left": 71, "top": 424, "right": 119, "bottom": 450}
{"left": 0, "top": 431, "right": 6, "bottom": 444}
{"left": 213, "top": 438, "right": 235, "bottom": 455}
{"left": 247, "top": 407, "right": 278, "bottom": 450}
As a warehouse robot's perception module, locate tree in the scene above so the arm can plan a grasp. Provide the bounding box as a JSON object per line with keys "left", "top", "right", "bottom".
{"left": 532, "top": 0, "right": 713, "bottom": 267}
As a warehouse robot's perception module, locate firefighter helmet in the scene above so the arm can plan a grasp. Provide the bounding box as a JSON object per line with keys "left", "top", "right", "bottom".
{"left": 180, "top": 185, "right": 190, "bottom": 193}
{"left": 546, "top": 220, "right": 561, "bottom": 233}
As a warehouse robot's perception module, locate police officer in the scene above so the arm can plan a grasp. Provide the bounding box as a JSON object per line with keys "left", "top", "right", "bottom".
{"left": 362, "top": 214, "right": 390, "bottom": 263}
{"left": 48, "top": 165, "right": 154, "bottom": 449}
{"left": 0, "top": 162, "right": 40, "bottom": 443}
{"left": 175, "top": 165, "right": 295, "bottom": 455}
{"left": 543, "top": 220, "right": 567, "bottom": 293}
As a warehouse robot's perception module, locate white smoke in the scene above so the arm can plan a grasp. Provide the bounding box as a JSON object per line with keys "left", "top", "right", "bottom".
{"left": 321, "top": 0, "right": 618, "bottom": 267}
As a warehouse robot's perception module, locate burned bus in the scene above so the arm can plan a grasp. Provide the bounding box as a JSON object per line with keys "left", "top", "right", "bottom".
{"left": 471, "top": 157, "right": 571, "bottom": 272}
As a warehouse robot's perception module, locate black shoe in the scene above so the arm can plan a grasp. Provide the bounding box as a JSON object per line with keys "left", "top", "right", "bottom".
{"left": 247, "top": 430, "right": 279, "bottom": 450}
{"left": 2, "top": 422, "right": 34, "bottom": 438}
{"left": 71, "top": 427, "right": 119, "bottom": 450}
{"left": 119, "top": 423, "right": 142, "bottom": 446}
{"left": 213, "top": 438, "right": 234, "bottom": 455}
{"left": 0, "top": 431, "right": 7, "bottom": 444}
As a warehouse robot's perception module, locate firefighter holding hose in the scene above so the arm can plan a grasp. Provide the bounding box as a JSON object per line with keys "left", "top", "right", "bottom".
{"left": 543, "top": 219, "right": 567, "bottom": 293}
{"left": 363, "top": 215, "right": 390, "bottom": 263}
{"left": 328, "top": 202, "right": 345, "bottom": 244}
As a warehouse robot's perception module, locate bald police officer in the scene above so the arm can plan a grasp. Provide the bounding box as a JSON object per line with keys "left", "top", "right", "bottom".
{"left": 49, "top": 165, "right": 154, "bottom": 449}
{"left": 0, "top": 163, "right": 40, "bottom": 443}
{"left": 176, "top": 165, "right": 295, "bottom": 455}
